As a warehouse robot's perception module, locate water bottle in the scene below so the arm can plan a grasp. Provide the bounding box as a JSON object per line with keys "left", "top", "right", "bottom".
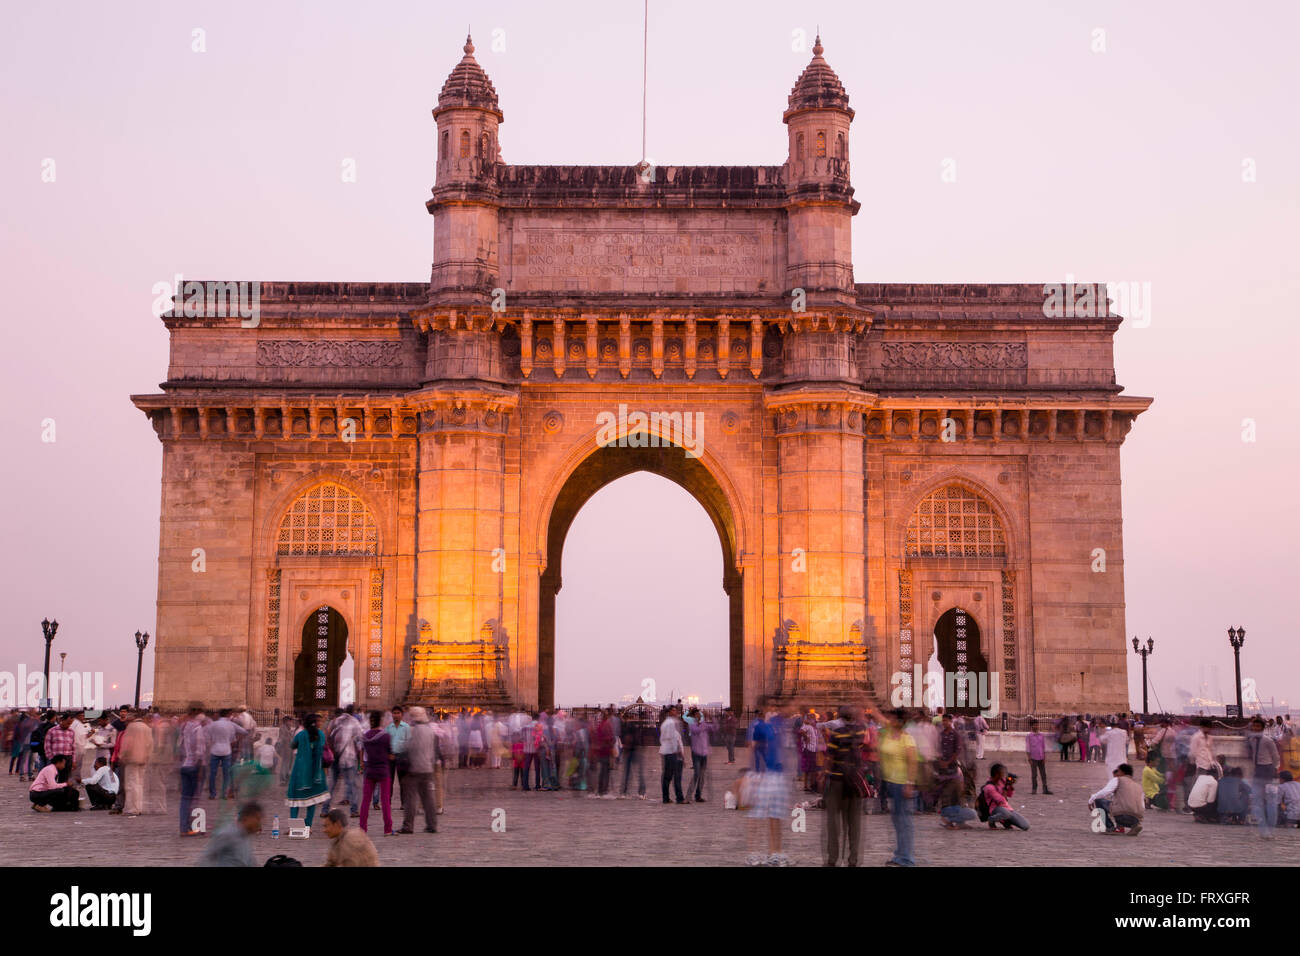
{"left": 272, "top": 814, "right": 280, "bottom": 839}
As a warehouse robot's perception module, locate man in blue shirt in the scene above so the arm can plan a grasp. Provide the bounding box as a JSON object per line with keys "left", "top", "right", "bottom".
{"left": 383, "top": 707, "right": 410, "bottom": 811}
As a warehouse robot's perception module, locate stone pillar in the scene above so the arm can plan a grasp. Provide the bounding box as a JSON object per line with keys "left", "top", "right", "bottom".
{"left": 405, "top": 314, "right": 518, "bottom": 707}
{"left": 764, "top": 379, "right": 873, "bottom": 700}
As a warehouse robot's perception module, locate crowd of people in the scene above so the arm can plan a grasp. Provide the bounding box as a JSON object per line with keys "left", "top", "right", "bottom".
{"left": 5, "top": 700, "right": 1298, "bottom": 867}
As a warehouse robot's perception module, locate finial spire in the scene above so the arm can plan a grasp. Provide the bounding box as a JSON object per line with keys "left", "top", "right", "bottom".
{"left": 464, "top": 31, "right": 474, "bottom": 56}
{"left": 813, "top": 33, "right": 823, "bottom": 57}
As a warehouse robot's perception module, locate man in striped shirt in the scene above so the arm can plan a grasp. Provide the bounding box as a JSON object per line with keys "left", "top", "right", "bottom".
{"left": 42, "top": 714, "right": 76, "bottom": 769}
{"left": 824, "top": 705, "right": 867, "bottom": 866}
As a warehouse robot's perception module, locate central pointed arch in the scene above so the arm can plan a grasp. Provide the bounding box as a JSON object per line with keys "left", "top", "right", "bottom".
{"left": 536, "top": 439, "right": 745, "bottom": 711}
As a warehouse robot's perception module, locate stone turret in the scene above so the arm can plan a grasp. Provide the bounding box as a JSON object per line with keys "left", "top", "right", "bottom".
{"left": 782, "top": 36, "right": 858, "bottom": 299}
{"left": 428, "top": 35, "right": 502, "bottom": 305}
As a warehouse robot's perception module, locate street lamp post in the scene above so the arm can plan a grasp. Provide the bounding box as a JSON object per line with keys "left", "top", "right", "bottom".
{"left": 40, "top": 619, "right": 59, "bottom": 708}
{"left": 133, "top": 630, "right": 150, "bottom": 710}
{"left": 58, "top": 652, "right": 66, "bottom": 708}
{"left": 1228, "top": 626, "right": 1246, "bottom": 717}
{"left": 1131, "top": 636, "right": 1154, "bottom": 715}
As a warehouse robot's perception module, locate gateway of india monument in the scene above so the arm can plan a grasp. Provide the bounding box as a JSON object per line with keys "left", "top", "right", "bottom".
{"left": 132, "top": 36, "right": 1150, "bottom": 716}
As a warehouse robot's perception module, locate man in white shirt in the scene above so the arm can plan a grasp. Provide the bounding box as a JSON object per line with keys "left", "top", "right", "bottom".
{"left": 84, "top": 756, "right": 119, "bottom": 809}
{"left": 232, "top": 706, "right": 257, "bottom": 762}
{"left": 1188, "top": 718, "right": 1215, "bottom": 772}
{"left": 659, "top": 706, "right": 685, "bottom": 804}
{"left": 1101, "top": 723, "right": 1129, "bottom": 774}
{"left": 328, "top": 707, "right": 363, "bottom": 813}
{"left": 254, "top": 737, "right": 277, "bottom": 770}
{"left": 70, "top": 712, "right": 90, "bottom": 782}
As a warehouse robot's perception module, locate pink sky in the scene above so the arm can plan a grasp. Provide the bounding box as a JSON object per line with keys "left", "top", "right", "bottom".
{"left": 1, "top": 1, "right": 1295, "bottom": 711}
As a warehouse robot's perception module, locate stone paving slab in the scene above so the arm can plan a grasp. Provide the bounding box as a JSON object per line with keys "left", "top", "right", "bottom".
{"left": 2, "top": 754, "right": 1295, "bottom": 867}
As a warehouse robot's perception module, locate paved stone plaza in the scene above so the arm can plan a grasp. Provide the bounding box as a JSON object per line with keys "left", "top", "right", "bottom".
{"left": 3, "top": 753, "right": 1294, "bottom": 866}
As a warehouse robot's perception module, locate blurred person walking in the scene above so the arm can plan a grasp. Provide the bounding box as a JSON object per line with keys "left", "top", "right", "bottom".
{"left": 620, "top": 714, "right": 646, "bottom": 799}
{"left": 398, "top": 707, "right": 438, "bottom": 834}
{"left": 276, "top": 713, "right": 297, "bottom": 785}
{"left": 178, "top": 707, "right": 207, "bottom": 836}
{"left": 593, "top": 707, "right": 617, "bottom": 797}
{"left": 879, "top": 708, "right": 919, "bottom": 866}
{"left": 745, "top": 701, "right": 794, "bottom": 866}
{"left": 328, "top": 707, "right": 363, "bottom": 816}
{"left": 721, "top": 707, "right": 738, "bottom": 764}
{"left": 823, "top": 704, "right": 867, "bottom": 866}
{"left": 1245, "top": 716, "right": 1281, "bottom": 839}
{"left": 119, "top": 712, "right": 154, "bottom": 816}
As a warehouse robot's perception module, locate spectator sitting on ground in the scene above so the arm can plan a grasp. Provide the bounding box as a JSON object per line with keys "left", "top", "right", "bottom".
{"left": 29, "top": 754, "right": 79, "bottom": 812}
{"left": 1277, "top": 771, "right": 1300, "bottom": 827}
{"left": 1186, "top": 761, "right": 1220, "bottom": 823}
{"left": 1142, "top": 753, "right": 1167, "bottom": 810}
{"left": 322, "top": 807, "right": 380, "bottom": 867}
{"left": 937, "top": 768, "right": 979, "bottom": 829}
{"left": 1215, "top": 766, "right": 1250, "bottom": 825}
{"left": 83, "top": 756, "right": 119, "bottom": 809}
{"left": 1089, "top": 763, "right": 1145, "bottom": 835}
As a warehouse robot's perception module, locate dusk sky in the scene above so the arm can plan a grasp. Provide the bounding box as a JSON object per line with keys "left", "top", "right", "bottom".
{"left": 1, "top": 1, "right": 1294, "bottom": 710}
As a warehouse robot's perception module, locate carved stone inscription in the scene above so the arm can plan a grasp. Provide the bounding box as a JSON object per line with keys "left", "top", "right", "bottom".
{"left": 257, "top": 341, "right": 403, "bottom": 367}
{"left": 880, "top": 342, "right": 1027, "bottom": 369}
{"left": 523, "top": 229, "right": 762, "bottom": 281}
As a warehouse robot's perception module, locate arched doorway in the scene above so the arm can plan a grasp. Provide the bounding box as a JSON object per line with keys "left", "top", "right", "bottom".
{"left": 933, "top": 607, "right": 988, "bottom": 711}
{"left": 554, "top": 472, "right": 729, "bottom": 708}
{"left": 294, "top": 605, "right": 349, "bottom": 710}
{"left": 539, "top": 442, "right": 742, "bottom": 712}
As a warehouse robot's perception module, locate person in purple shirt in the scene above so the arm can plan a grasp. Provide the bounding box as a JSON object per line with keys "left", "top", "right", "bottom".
{"left": 687, "top": 708, "right": 714, "bottom": 802}
{"left": 360, "top": 711, "right": 394, "bottom": 836}
{"left": 1025, "top": 719, "right": 1053, "bottom": 795}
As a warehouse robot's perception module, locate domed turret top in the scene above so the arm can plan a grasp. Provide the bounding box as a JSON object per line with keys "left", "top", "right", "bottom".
{"left": 784, "top": 35, "right": 852, "bottom": 119}
{"left": 435, "top": 34, "right": 502, "bottom": 118}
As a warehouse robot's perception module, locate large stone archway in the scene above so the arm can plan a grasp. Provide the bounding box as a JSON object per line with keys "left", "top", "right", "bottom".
{"left": 536, "top": 441, "right": 744, "bottom": 711}
{"left": 134, "top": 36, "right": 1151, "bottom": 716}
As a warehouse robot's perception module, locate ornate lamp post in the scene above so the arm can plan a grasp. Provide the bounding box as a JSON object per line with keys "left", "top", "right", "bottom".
{"left": 40, "top": 618, "right": 58, "bottom": 708}
{"left": 1131, "top": 636, "right": 1154, "bottom": 714}
{"left": 1228, "top": 626, "right": 1246, "bottom": 717}
{"left": 58, "top": 652, "right": 67, "bottom": 708}
{"left": 133, "top": 630, "right": 150, "bottom": 709}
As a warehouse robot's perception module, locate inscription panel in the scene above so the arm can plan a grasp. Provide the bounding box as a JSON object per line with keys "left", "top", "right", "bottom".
{"left": 502, "top": 211, "right": 783, "bottom": 294}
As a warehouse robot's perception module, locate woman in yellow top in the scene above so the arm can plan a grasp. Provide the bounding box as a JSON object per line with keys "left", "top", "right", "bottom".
{"left": 1280, "top": 727, "right": 1300, "bottom": 781}
{"left": 1141, "top": 753, "right": 1167, "bottom": 810}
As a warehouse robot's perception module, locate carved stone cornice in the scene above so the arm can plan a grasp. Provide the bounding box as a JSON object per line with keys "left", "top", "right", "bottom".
{"left": 764, "top": 385, "right": 876, "bottom": 436}
{"left": 129, "top": 393, "right": 418, "bottom": 442}
{"left": 406, "top": 385, "right": 519, "bottom": 437}
{"left": 861, "top": 396, "right": 1152, "bottom": 444}
{"left": 774, "top": 311, "right": 871, "bottom": 334}
{"left": 409, "top": 307, "right": 506, "bottom": 334}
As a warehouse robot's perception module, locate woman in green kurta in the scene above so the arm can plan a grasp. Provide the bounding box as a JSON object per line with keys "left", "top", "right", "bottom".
{"left": 286, "top": 713, "right": 329, "bottom": 833}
